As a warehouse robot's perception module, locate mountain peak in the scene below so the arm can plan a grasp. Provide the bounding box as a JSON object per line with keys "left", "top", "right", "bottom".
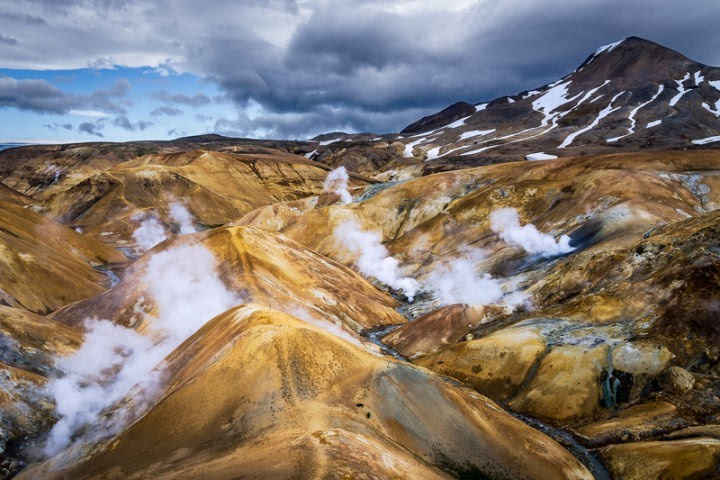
{"left": 573, "top": 36, "right": 701, "bottom": 81}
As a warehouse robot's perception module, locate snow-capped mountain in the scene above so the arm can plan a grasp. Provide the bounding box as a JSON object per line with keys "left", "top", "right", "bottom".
{"left": 394, "top": 37, "right": 720, "bottom": 167}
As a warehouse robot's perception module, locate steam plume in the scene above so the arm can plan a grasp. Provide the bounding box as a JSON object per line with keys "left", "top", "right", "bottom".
{"left": 132, "top": 215, "right": 167, "bottom": 252}
{"left": 45, "top": 242, "right": 242, "bottom": 455}
{"left": 423, "top": 248, "right": 531, "bottom": 309}
{"left": 425, "top": 251, "right": 504, "bottom": 306}
{"left": 324, "top": 166, "right": 352, "bottom": 204}
{"left": 169, "top": 202, "right": 196, "bottom": 234}
{"left": 335, "top": 218, "right": 420, "bottom": 301}
{"left": 489, "top": 207, "right": 573, "bottom": 257}
{"left": 131, "top": 202, "right": 196, "bottom": 253}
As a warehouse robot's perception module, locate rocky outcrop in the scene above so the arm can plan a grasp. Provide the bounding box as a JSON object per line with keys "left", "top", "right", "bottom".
{"left": 0, "top": 306, "right": 81, "bottom": 476}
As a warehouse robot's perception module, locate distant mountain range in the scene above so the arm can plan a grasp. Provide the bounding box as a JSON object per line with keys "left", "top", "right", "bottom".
{"left": 0, "top": 143, "right": 30, "bottom": 152}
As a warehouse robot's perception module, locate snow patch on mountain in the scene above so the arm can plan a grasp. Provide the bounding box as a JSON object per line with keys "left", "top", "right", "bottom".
{"left": 607, "top": 85, "right": 665, "bottom": 142}
{"left": 647, "top": 120, "right": 662, "bottom": 128}
{"left": 525, "top": 152, "right": 558, "bottom": 161}
{"left": 701, "top": 80, "right": 720, "bottom": 116}
{"left": 459, "top": 129, "right": 495, "bottom": 141}
{"left": 692, "top": 135, "right": 720, "bottom": 145}
{"left": 425, "top": 147, "right": 441, "bottom": 160}
{"left": 403, "top": 136, "right": 427, "bottom": 157}
{"left": 595, "top": 39, "right": 624, "bottom": 56}
{"left": 532, "top": 81, "right": 579, "bottom": 128}
{"left": 445, "top": 115, "right": 471, "bottom": 129}
{"left": 669, "top": 73, "right": 691, "bottom": 107}
{"left": 582, "top": 39, "right": 625, "bottom": 69}
{"left": 559, "top": 91, "right": 626, "bottom": 148}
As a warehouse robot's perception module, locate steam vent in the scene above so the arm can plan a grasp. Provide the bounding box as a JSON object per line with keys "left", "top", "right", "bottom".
{"left": 1, "top": 2, "right": 720, "bottom": 478}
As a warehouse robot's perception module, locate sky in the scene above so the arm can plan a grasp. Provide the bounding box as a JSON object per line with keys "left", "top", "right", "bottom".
{"left": 1, "top": 0, "right": 720, "bottom": 143}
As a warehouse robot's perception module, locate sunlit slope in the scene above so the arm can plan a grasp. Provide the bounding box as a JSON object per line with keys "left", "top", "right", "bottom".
{"left": 50, "top": 225, "right": 404, "bottom": 333}
{"left": 34, "top": 150, "right": 370, "bottom": 249}
{"left": 20, "top": 306, "right": 592, "bottom": 480}
{"left": 0, "top": 200, "right": 126, "bottom": 313}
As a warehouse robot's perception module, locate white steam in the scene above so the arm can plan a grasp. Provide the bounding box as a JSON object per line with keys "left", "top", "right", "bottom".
{"left": 324, "top": 166, "right": 352, "bottom": 204}
{"left": 44, "top": 320, "right": 161, "bottom": 455}
{"left": 132, "top": 216, "right": 167, "bottom": 252}
{"left": 131, "top": 202, "right": 196, "bottom": 253}
{"left": 335, "top": 218, "right": 420, "bottom": 301}
{"left": 169, "top": 202, "right": 196, "bottom": 234}
{"left": 425, "top": 252, "right": 504, "bottom": 306}
{"left": 45, "top": 242, "right": 242, "bottom": 455}
{"left": 489, "top": 207, "right": 574, "bottom": 257}
{"left": 423, "top": 248, "right": 531, "bottom": 309}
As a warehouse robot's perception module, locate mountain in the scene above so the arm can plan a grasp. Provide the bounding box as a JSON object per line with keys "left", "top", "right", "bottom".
{"left": 404, "top": 37, "right": 720, "bottom": 168}
{"left": 304, "top": 37, "right": 720, "bottom": 178}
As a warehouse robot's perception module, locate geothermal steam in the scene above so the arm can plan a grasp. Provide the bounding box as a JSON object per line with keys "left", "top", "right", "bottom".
{"left": 335, "top": 218, "right": 420, "bottom": 301}
{"left": 332, "top": 212, "right": 541, "bottom": 307}
{"left": 424, "top": 249, "right": 530, "bottom": 308}
{"left": 169, "top": 202, "right": 197, "bottom": 234}
{"left": 324, "top": 166, "right": 353, "bottom": 204}
{"left": 45, "top": 242, "right": 241, "bottom": 455}
{"left": 425, "top": 249, "right": 504, "bottom": 306}
{"left": 132, "top": 216, "right": 167, "bottom": 252}
{"left": 131, "top": 202, "right": 197, "bottom": 253}
{"left": 489, "top": 207, "right": 573, "bottom": 256}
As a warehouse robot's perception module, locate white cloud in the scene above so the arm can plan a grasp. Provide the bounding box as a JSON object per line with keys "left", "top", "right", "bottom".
{"left": 69, "top": 109, "right": 111, "bottom": 118}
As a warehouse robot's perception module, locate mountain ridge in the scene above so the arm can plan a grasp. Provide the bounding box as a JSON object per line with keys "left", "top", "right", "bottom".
{"left": 297, "top": 36, "right": 720, "bottom": 178}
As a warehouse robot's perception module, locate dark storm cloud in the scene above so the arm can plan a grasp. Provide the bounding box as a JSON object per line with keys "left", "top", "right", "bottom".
{"left": 0, "top": 33, "right": 17, "bottom": 45}
{"left": 213, "top": 104, "right": 431, "bottom": 140}
{"left": 150, "top": 106, "right": 183, "bottom": 116}
{"left": 0, "top": 13, "right": 46, "bottom": 25}
{"left": 152, "top": 91, "right": 210, "bottom": 107}
{"left": 43, "top": 122, "right": 73, "bottom": 131}
{"left": 112, "top": 114, "right": 153, "bottom": 130}
{"left": 184, "top": 0, "right": 720, "bottom": 136}
{"left": 0, "top": 76, "right": 130, "bottom": 115}
{"left": 78, "top": 121, "right": 104, "bottom": 137}
{"left": 2, "top": 0, "right": 720, "bottom": 138}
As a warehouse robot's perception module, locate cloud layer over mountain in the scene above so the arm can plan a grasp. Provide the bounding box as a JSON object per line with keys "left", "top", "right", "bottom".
{"left": 1, "top": 0, "right": 720, "bottom": 138}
